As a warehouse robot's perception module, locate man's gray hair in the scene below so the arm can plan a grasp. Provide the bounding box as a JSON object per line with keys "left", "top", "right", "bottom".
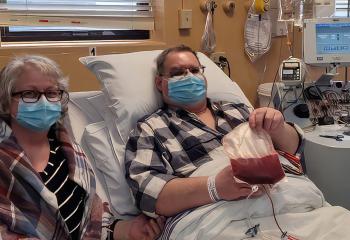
{"left": 156, "top": 44, "right": 200, "bottom": 76}
{"left": 0, "top": 55, "right": 69, "bottom": 121}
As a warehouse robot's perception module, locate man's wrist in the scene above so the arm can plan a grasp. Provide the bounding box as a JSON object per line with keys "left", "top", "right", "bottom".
{"left": 207, "top": 175, "right": 221, "bottom": 202}
{"left": 270, "top": 122, "right": 300, "bottom": 153}
{"left": 269, "top": 122, "right": 290, "bottom": 141}
{"left": 106, "top": 219, "right": 122, "bottom": 240}
{"left": 113, "top": 219, "right": 130, "bottom": 240}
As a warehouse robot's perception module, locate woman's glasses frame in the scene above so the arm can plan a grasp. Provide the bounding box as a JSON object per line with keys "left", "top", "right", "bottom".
{"left": 11, "top": 90, "right": 68, "bottom": 103}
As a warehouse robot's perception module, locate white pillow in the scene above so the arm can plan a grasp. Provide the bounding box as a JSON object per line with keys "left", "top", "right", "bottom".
{"left": 79, "top": 50, "right": 251, "bottom": 147}
{"left": 65, "top": 91, "right": 106, "bottom": 143}
{"left": 81, "top": 121, "right": 140, "bottom": 217}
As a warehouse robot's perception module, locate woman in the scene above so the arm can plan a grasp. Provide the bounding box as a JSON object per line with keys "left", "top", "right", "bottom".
{"left": 0, "top": 55, "right": 164, "bottom": 239}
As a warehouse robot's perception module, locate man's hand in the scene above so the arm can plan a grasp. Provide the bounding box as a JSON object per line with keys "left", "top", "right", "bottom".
{"left": 249, "top": 107, "right": 284, "bottom": 133}
{"left": 215, "top": 166, "right": 263, "bottom": 201}
{"left": 114, "top": 214, "right": 166, "bottom": 240}
{"left": 248, "top": 107, "right": 300, "bottom": 154}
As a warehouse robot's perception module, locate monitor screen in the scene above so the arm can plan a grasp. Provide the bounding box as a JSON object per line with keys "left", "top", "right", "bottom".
{"left": 303, "top": 18, "right": 350, "bottom": 66}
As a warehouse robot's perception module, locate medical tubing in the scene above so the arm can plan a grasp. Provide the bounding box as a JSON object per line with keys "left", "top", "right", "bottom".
{"left": 245, "top": 184, "right": 259, "bottom": 229}
{"left": 257, "top": 15, "right": 261, "bottom": 58}
{"left": 262, "top": 185, "right": 287, "bottom": 238}
{"left": 267, "top": 38, "right": 284, "bottom": 108}
{"left": 277, "top": 87, "right": 292, "bottom": 114}
{"left": 283, "top": 83, "right": 305, "bottom": 112}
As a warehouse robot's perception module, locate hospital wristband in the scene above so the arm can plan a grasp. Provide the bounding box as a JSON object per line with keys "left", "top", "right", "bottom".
{"left": 207, "top": 175, "right": 221, "bottom": 202}
{"left": 106, "top": 218, "right": 121, "bottom": 240}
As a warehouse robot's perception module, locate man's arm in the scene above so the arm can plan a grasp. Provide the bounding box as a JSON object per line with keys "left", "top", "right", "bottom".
{"left": 125, "top": 121, "right": 178, "bottom": 217}
{"left": 126, "top": 119, "right": 261, "bottom": 218}
{"left": 126, "top": 121, "right": 213, "bottom": 217}
{"left": 155, "top": 176, "right": 211, "bottom": 216}
{"left": 114, "top": 215, "right": 165, "bottom": 240}
{"left": 156, "top": 166, "right": 262, "bottom": 217}
{"left": 249, "top": 107, "right": 300, "bottom": 154}
{"left": 0, "top": 225, "right": 40, "bottom": 239}
{"left": 269, "top": 122, "right": 299, "bottom": 154}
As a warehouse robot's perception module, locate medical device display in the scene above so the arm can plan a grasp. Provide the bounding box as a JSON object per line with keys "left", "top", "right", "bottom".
{"left": 303, "top": 18, "right": 350, "bottom": 66}
{"left": 279, "top": 57, "right": 305, "bottom": 86}
{"left": 300, "top": 18, "right": 350, "bottom": 125}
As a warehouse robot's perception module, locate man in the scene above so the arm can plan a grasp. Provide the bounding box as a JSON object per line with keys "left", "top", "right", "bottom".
{"left": 125, "top": 45, "right": 302, "bottom": 218}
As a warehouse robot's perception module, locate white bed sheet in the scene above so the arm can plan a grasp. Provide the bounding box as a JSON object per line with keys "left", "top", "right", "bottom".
{"left": 160, "top": 153, "right": 350, "bottom": 239}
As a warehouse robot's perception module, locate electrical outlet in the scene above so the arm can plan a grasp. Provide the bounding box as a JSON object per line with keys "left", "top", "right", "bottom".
{"left": 178, "top": 9, "right": 192, "bottom": 29}
{"left": 330, "top": 80, "right": 344, "bottom": 89}
{"left": 210, "top": 52, "right": 227, "bottom": 63}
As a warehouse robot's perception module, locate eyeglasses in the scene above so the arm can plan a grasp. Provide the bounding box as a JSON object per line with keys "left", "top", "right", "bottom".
{"left": 12, "top": 90, "right": 68, "bottom": 103}
{"left": 165, "top": 66, "right": 206, "bottom": 78}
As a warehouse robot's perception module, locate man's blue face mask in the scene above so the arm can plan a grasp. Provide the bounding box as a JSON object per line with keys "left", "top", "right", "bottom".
{"left": 16, "top": 97, "right": 62, "bottom": 132}
{"left": 167, "top": 74, "right": 206, "bottom": 105}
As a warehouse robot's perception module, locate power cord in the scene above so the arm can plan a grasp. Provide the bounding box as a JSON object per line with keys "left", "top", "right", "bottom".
{"left": 219, "top": 56, "right": 231, "bottom": 78}
{"left": 215, "top": 56, "right": 231, "bottom": 78}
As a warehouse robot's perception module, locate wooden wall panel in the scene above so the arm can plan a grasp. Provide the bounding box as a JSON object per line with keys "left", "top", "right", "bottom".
{"left": 1, "top": 0, "right": 348, "bottom": 105}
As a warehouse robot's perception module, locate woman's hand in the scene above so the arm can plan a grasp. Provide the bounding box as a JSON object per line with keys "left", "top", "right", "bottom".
{"left": 114, "top": 214, "right": 166, "bottom": 240}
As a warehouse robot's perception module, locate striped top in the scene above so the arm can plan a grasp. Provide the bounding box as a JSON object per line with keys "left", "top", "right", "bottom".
{"left": 40, "top": 131, "right": 86, "bottom": 240}
{"left": 0, "top": 123, "right": 105, "bottom": 239}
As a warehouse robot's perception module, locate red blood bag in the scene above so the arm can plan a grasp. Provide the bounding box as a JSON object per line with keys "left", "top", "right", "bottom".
{"left": 222, "top": 123, "right": 285, "bottom": 185}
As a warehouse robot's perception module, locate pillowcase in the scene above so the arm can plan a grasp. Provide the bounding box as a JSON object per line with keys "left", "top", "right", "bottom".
{"left": 79, "top": 50, "right": 251, "bottom": 148}
{"left": 81, "top": 121, "right": 140, "bottom": 217}
{"left": 65, "top": 91, "right": 106, "bottom": 143}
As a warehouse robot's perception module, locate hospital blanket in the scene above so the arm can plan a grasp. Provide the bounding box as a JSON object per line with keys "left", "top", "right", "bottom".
{"left": 160, "top": 147, "right": 350, "bottom": 240}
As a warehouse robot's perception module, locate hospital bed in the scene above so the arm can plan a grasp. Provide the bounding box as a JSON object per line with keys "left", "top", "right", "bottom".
{"left": 64, "top": 50, "right": 350, "bottom": 239}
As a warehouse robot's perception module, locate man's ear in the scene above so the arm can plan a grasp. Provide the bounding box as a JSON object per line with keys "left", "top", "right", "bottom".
{"left": 155, "top": 75, "right": 163, "bottom": 92}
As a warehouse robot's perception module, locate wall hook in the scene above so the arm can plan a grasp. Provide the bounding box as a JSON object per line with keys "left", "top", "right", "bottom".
{"left": 223, "top": 0, "right": 235, "bottom": 15}
{"left": 200, "top": 0, "right": 217, "bottom": 15}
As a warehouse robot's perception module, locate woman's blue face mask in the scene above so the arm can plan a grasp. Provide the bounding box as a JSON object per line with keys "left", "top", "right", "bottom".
{"left": 16, "top": 97, "right": 61, "bottom": 132}
{"left": 167, "top": 74, "right": 206, "bottom": 105}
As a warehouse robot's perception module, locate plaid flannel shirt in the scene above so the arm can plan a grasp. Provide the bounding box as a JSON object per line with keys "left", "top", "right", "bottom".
{"left": 125, "top": 100, "right": 305, "bottom": 218}
{"left": 0, "top": 123, "right": 107, "bottom": 239}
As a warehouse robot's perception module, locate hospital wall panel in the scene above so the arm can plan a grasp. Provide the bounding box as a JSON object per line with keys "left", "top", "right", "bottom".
{"left": 0, "top": 0, "right": 349, "bottom": 106}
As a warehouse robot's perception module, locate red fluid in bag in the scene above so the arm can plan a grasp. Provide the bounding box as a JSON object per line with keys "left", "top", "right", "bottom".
{"left": 230, "top": 153, "right": 285, "bottom": 184}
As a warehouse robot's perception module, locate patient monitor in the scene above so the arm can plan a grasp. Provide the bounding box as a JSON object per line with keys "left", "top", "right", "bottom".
{"left": 302, "top": 18, "right": 350, "bottom": 123}
{"left": 303, "top": 18, "right": 350, "bottom": 67}
{"left": 279, "top": 57, "right": 305, "bottom": 86}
